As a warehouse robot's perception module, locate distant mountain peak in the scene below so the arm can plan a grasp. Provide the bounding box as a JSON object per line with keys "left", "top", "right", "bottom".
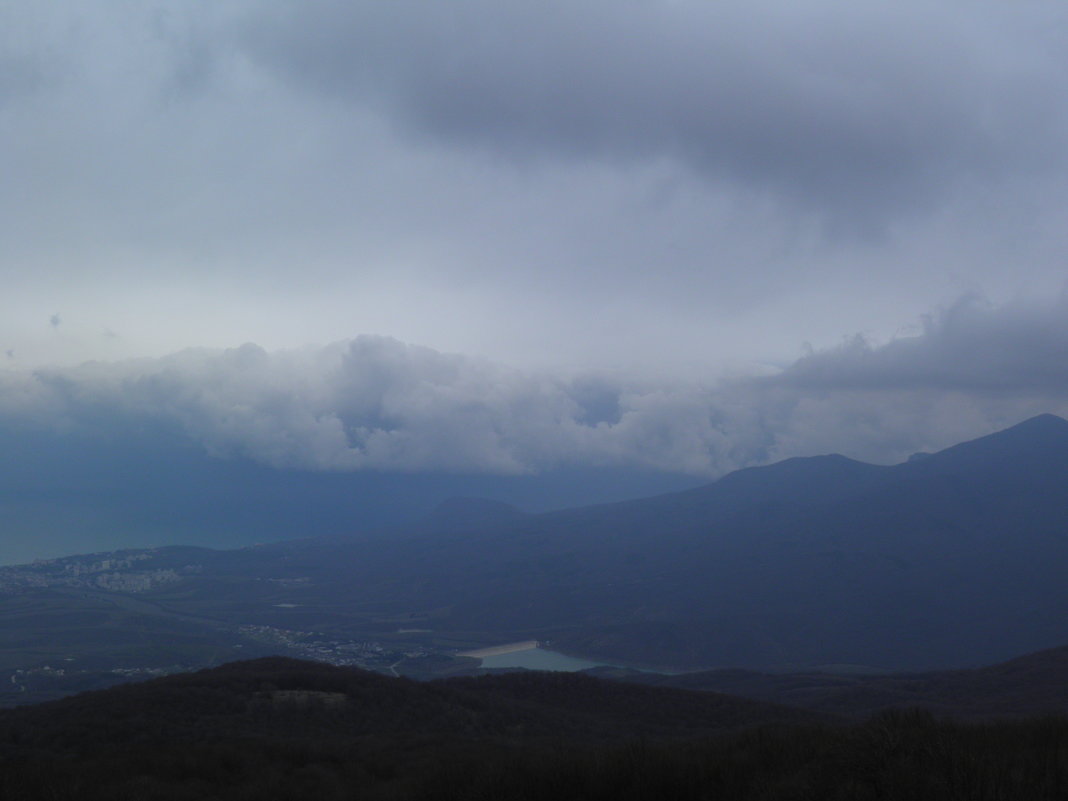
{"left": 914, "top": 413, "right": 1068, "bottom": 471}
{"left": 986, "top": 413, "right": 1068, "bottom": 443}
{"left": 1003, "top": 413, "right": 1068, "bottom": 434}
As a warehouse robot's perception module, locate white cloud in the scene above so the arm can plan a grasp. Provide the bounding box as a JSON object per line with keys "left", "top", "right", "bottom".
{"left": 4, "top": 296, "right": 1068, "bottom": 477}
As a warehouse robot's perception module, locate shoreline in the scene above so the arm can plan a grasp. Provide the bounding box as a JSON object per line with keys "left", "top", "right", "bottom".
{"left": 457, "top": 640, "right": 539, "bottom": 659}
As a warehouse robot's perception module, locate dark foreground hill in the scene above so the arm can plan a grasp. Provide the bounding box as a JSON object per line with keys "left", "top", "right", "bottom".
{"left": 594, "top": 641, "right": 1068, "bottom": 720}
{"left": 5, "top": 658, "right": 1068, "bottom": 801}
{"left": 0, "top": 657, "right": 822, "bottom": 747}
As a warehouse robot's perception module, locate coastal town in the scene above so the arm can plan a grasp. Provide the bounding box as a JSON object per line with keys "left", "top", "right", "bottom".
{"left": 0, "top": 549, "right": 186, "bottom": 594}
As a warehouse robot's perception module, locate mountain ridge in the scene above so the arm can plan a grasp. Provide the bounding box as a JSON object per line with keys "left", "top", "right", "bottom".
{"left": 4, "top": 414, "right": 1068, "bottom": 697}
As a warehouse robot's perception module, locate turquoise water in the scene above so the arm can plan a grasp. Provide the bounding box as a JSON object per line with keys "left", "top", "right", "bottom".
{"left": 478, "top": 648, "right": 614, "bottom": 672}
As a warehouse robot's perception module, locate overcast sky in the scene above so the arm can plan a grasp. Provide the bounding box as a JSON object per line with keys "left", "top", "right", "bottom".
{"left": 3, "top": 0, "right": 1068, "bottom": 475}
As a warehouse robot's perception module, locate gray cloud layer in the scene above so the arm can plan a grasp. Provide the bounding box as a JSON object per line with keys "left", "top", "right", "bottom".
{"left": 242, "top": 0, "right": 1067, "bottom": 230}
{"left": 2, "top": 1, "right": 1068, "bottom": 374}
{"left": 780, "top": 294, "right": 1068, "bottom": 393}
{"left": 4, "top": 297, "right": 1068, "bottom": 478}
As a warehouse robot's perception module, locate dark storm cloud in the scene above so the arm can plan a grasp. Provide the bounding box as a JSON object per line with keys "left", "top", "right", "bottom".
{"left": 777, "top": 295, "right": 1068, "bottom": 393}
{"left": 0, "top": 54, "right": 46, "bottom": 103}
{"left": 0, "top": 6, "right": 54, "bottom": 105}
{"left": 239, "top": 0, "right": 1067, "bottom": 229}
{"left": 4, "top": 297, "right": 1068, "bottom": 478}
{"left": 740, "top": 295, "right": 1068, "bottom": 463}
{"left": 2, "top": 1, "right": 1067, "bottom": 370}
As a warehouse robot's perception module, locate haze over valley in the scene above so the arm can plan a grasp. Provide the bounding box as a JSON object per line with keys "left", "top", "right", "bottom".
{"left": 6, "top": 2, "right": 1068, "bottom": 796}
{"left": 3, "top": 415, "right": 1068, "bottom": 709}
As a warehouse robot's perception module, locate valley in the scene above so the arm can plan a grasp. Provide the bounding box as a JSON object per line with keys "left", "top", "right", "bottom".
{"left": 6, "top": 415, "right": 1068, "bottom": 708}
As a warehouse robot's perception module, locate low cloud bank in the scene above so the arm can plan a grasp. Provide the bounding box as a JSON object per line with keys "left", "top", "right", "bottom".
{"left": 3, "top": 297, "right": 1068, "bottom": 477}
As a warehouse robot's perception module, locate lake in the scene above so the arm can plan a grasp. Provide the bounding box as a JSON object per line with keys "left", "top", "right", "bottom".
{"left": 478, "top": 647, "right": 621, "bottom": 672}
